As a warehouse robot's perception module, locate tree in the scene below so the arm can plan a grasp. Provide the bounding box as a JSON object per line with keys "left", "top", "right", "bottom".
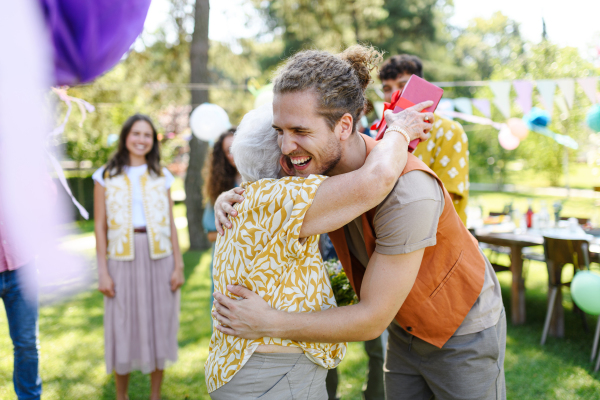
{"left": 252, "top": 0, "right": 441, "bottom": 71}
{"left": 490, "top": 42, "right": 598, "bottom": 186}
{"left": 465, "top": 39, "right": 599, "bottom": 186}
{"left": 185, "top": 0, "right": 211, "bottom": 250}
{"left": 452, "top": 12, "right": 525, "bottom": 81}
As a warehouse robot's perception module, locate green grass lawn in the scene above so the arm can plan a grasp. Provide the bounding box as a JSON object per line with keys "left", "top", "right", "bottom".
{"left": 505, "top": 162, "right": 596, "bottom": 191}
{"left": 2, "top": 227, "right": 600, "bottom": 399}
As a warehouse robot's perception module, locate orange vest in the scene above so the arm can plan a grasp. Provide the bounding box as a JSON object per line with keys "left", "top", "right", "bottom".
{"left": 328, "top": 135, "right": 485, "bottom": 348}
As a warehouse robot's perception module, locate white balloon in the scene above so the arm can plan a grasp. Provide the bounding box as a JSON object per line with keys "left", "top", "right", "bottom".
{"left": 189, "top": 103, "right": 231, "bottom": 142}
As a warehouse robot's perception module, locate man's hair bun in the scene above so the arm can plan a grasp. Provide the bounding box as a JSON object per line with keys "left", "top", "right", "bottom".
{"left": 338, "top": 45, "right": 383, "bottom": 91}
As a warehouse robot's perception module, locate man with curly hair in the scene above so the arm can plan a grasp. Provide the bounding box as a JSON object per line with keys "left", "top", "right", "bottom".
{"left": 214, "top": 45, "right": 505, "bottom": 400}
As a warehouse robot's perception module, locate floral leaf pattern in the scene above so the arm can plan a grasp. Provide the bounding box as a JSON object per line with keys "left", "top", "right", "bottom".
{"left": 413, "top": 114, "right": 469, "bottom": 223}
{"left": 105, "top": 171, "right": 172, "bottom": 260}
{"left": 141, "top": 174, "right": 172, "bottom": 259}
{"left": 205, "top": 175, "right": 347, "bottom": 393}
{"left": 105, "top": 174, "right": 134, "bottom": 260}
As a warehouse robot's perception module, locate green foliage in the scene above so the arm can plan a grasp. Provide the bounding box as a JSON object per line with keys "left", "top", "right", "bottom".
{"left": 252, "top": 0, "right": 442, "bottom": 73}
{"left": 469, "top": 41, "right": 600, "bottom": 186}
{"left": 61, "top": 36, "right": 192, "bottom": 168}
{"left": 208, "top": 40, "right": 266, "bottom": 124}
{"left": 3, "top": 223, "right": 600, "bottom": 399}
{"left": 60, "top": 40, "right": 266, "bottom": 168}
{"left": 324, "top": 259, "right": 358, "bottom": 307}
{"left": 452, "top": 11, "right": 525, "bottom": 81}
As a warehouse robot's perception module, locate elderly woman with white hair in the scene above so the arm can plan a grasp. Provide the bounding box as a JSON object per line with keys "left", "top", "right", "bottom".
{"left": 205, "top": 103, "right": 425, "bottom": 400}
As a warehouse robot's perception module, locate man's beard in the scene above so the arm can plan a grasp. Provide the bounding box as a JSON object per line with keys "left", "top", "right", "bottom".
{"left": 317, "top": 136, "right": 342, "bottom": 176}
{"left": 284, "top": 134, "right": 342, "bottom": 176}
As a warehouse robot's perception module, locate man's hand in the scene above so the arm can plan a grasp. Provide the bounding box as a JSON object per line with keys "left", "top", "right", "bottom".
{"left": 213, "top": 249, "right": 423, "bottom": 343}
{"left": 214, "top": 187, "right": 245, "bottom": 235}
{"left": 385, "top": 100, "right": 434, "bottom": 141}
{"left": 212, "top": 285, "right": 274, "bottom": 339}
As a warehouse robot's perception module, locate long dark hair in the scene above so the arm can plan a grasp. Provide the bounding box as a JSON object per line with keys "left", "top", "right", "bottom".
{"left": 203, "top": 129, "right": 238, "bottom": 204}
{"left": 104, "top": 114, "right": 162, "bottom": 178}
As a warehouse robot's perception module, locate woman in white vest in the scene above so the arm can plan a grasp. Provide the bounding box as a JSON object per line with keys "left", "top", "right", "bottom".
{"left": 93, "top": 114, "right": 184, "bottom": 400}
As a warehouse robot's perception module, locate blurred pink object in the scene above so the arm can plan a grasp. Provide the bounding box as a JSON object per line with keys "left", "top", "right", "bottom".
{"left": 0, "top": 0, "right": 87, "bottom": 300}
{"left": 506, "top": 118, "right": 529, "bottom": 140}
{"left": 498, "top": 125, "right": 520, "bottom": 150}
{"left": 0, "top": 217, "right": 32, "bottom": 273}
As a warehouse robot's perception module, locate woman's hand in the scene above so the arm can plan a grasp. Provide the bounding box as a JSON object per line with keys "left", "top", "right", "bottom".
{"left": 98, "top": 270, "right": 115, "bottom": 298}
{"left": 170, "top": 264, "right": 185, "bottom": 292}
{"left": 385, "top": 100, "right": 434, "bottom": 142}
{"left": 214, "top": 187, "right": 245, "bottom": 235}
{"left": 212, "top": 285, "right": 275, "bottom": 339}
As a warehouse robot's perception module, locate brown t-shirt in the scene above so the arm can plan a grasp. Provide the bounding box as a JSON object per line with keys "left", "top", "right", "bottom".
{"left": 344, "top": 170, "right": 502, "bottom": 336}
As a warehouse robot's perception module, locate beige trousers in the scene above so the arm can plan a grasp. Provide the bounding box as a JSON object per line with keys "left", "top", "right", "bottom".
{"left": 210, "top": 352, "right": 328, "bottom": 400}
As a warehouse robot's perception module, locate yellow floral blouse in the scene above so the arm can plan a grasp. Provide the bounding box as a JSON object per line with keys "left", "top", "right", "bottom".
{"left": 205, "top": 175, "right": 347, "bottom": 393}
{"left": 413, "top": 114, "right": 469, "bottom": 224}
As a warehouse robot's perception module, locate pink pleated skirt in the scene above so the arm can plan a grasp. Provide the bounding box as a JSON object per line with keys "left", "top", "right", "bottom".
{"left": 104, "top": 233, "right": 180, "bottom": 375}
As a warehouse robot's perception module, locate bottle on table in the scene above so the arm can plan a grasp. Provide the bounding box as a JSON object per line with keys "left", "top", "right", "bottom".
{"left": 526, "top": 199, "right": 534, "bottom": 229}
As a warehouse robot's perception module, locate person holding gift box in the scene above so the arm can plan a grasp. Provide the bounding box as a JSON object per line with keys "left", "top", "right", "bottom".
{"left": 379, "top": 55, "right": 470, "bottom": 225}
{"left": 213, "top": 45, "right": 505, "bottom": 400}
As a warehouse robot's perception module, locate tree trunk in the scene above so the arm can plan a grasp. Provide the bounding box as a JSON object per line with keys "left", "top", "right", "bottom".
{"left": 185, "top": 0, "right": 210, "bottom": 250}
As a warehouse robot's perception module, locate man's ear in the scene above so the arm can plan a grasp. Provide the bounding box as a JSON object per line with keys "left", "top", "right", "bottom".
{"left": 279, "top": 154, "right": 295, "bottom": 177}
{"left": 336, "top": 113, "right": 354, "bottom": 141}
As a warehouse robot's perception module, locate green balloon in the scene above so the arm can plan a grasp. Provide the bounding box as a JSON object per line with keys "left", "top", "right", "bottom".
{"left": 571, "top": 271, "right": 600, "bottom": 315}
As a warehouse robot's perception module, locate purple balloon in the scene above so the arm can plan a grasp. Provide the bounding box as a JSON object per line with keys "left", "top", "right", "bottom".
{"left": 40, "top": 0, "right": 151, "bottom": 85}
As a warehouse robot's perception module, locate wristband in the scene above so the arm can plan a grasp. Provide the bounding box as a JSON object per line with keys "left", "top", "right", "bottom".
{"left": 386, "top": 125, "right": 411, "bottom": 145}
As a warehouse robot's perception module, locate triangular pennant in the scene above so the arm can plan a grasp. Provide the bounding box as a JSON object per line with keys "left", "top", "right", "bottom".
{"left": 438, "top": 99, "right": 455, "bottom": 120}
{"left": 556, "top": 79, "right": 575, "bottom": 109}
{"left": 555, "top": 94, "right": 569, "bottom": 117}
{"left": 489, "top": 81, "right": 511, "bottom": 118}
{"left": 577, "top": 77, "right": 599, "bottom": 104}
{"left": 513, "top": 80, "right": 534, "bottom": 114}
{"left": 453, "top": 98, "right": 472, "bottom": 115}
{"left": 472, "top": 98, "right": 491, "bottom": 118}
{"left": 536, "top": 80, "right": 556, "bottom": 116}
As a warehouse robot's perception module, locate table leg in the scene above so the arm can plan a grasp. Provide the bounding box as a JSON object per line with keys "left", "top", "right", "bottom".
{"left": 510, "top": 246, "right": 526, "bottom": 325}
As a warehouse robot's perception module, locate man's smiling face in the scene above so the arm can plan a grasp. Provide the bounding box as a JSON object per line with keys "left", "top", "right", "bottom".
{"left": 273, "top": 90, "right": 342, "bottom": 177}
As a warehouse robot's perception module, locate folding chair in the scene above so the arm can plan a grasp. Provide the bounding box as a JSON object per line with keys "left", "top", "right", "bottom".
{"left": 540, "top": 237, "right": 591, "bottom": 345}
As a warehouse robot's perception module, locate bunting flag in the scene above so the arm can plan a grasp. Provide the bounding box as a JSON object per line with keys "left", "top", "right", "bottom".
{"left": 375, "top": 77, "right": 598, "bottom": 118}
{"left": 437, "top": 110, "right": 579, "bottom": 150}
{"left": 556, "top": 79, "right": 575, "bottom": 109}
{"left": 513, "top": 80, "right": 534, "bottom": 114}
{"left": 555, "top": 95, "right": 569, "bottom": 117}
{"left": 489, "top": 81, "right": 511, "bottom": 118}
{"left": 577, "top": 77, "right": 599, "bottom": 104}
{"left": 437, "top": 110, "right": 503, "bottom": 130}
{"left": 438, "top": 99, "right": 455, "bottom": 120}
{"left": 472, "top": 98, "right": 491, "bottom": 118}
{"left": 453, "top": 97, "right": 473, "bottom": 115}
{"left": 528, "top": 124, "right": 579, "bottom": 149}
{"left": 536, "top": 80, "right": 556, "bottom": 116}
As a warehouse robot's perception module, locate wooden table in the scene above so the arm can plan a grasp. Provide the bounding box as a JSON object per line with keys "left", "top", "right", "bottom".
{"left": 474, "top": 231, "right": 543, "bottom": 325}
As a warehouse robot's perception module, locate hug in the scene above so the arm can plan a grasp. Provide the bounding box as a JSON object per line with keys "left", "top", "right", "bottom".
{"left": 209, "top": 44, "right": 506, "bottom": 400}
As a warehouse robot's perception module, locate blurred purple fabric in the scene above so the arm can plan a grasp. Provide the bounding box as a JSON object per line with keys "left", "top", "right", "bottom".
{"left": 40, "top": 0, "right": 151, "bottom": 85}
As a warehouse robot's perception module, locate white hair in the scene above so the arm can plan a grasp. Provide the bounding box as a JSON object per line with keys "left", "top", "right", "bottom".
{"left": 231, "top": 103, "right": 282, "bottom": 183}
